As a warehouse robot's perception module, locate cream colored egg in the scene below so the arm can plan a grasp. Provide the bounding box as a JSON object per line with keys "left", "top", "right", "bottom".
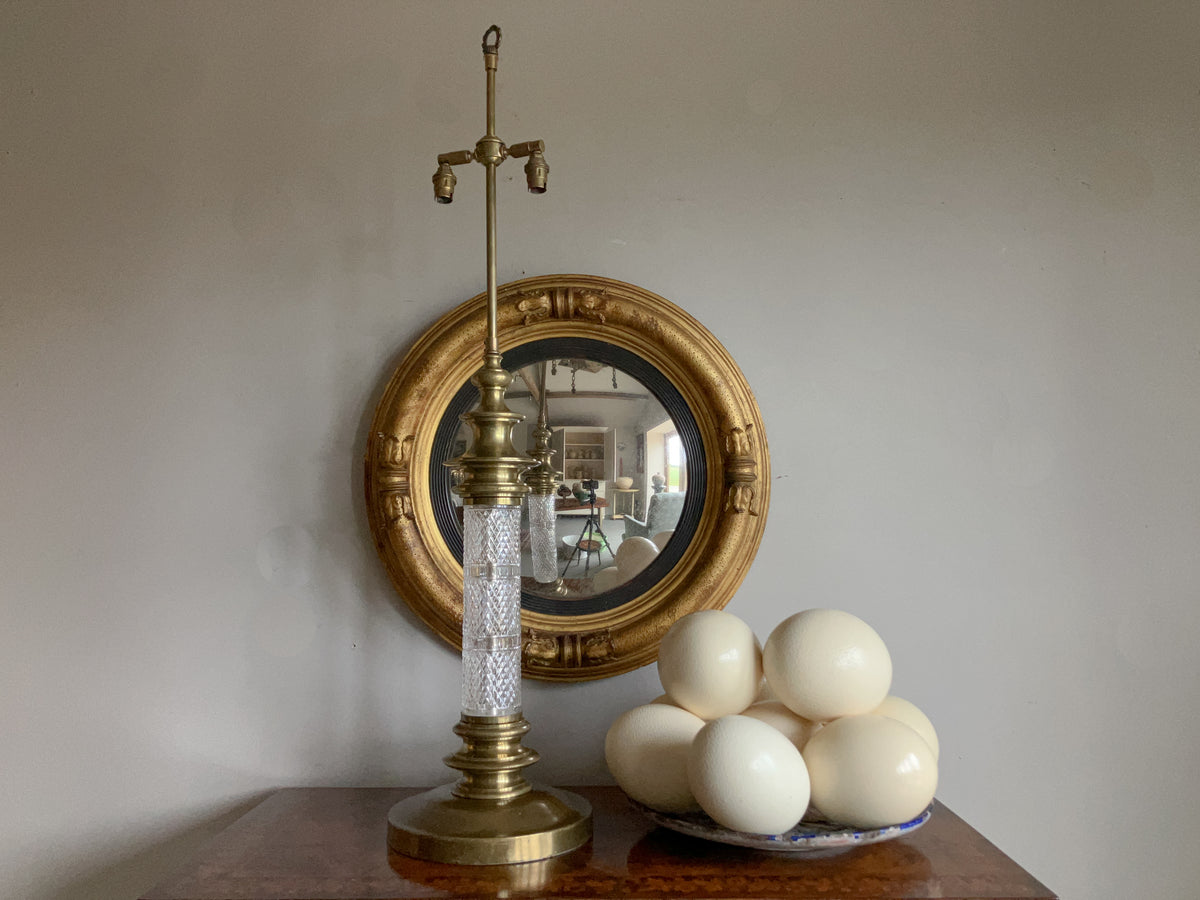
{"left": 651, "top": 530, "right": 674, "bottom": 551}
{"left": 802, "top": 714, "right": 937, "bottom": 828}
{"left": 873, "top": 695, "right": 939, "bottom": 760}
{"left": 605, "top": 703, "right": 706, "bottom": 813}
{"left": 755, "top": 677, "right": 778, "bottom": 702}
{"left": 741, "top": 701, "right": 821, "bottom": 751}
{"left": 591, "top": 566, "right": 624, "bottom": 594}
{"left": 763, "top": 608, "right": 892, "bottom": 721}
{"left": 688, "top": 715, "right": 811, "bottom": 834}
{"left": 616, "top": 536, "right": 659, "bottom": 577}
{"left": 657, "top": 609, "right": 762, "bottom": 719}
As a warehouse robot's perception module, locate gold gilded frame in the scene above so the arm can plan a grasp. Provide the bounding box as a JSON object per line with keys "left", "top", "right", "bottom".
{"left": 365, "top": 274, "right": 769, "bottom": 682}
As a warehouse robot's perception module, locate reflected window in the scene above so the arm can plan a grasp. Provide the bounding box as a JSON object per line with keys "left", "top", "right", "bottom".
{"left": 664, "top": 430, "right": 687, "bottom": 493}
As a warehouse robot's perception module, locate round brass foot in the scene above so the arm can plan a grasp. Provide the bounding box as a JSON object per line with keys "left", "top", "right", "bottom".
{"left": 387, "top": 783, "right": 592, "bottom": 865}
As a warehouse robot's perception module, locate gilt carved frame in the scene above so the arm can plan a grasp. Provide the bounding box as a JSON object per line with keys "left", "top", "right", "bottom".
{"left": 365, "top": 274, "right": 770, "bottom": 682}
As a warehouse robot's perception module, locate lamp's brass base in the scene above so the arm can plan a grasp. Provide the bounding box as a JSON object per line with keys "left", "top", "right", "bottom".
{"left": 387, "top": 783, "right": 592, "bottom": 865}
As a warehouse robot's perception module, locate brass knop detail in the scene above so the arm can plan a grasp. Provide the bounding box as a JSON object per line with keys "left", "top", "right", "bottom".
{"left": 444, "top": 713, "right": 538, "bottom": 802}
{"left": 449, "top": 352, "right": 533, "bottom": 507}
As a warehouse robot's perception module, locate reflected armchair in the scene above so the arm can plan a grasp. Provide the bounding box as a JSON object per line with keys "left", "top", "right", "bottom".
{"left": 623, "top": 491, "right": 685, "bottom": 540}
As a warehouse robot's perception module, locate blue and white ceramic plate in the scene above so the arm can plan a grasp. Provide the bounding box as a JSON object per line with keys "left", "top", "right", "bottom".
{"left": 630, "top": 799, "right": 933, "bottom": 853}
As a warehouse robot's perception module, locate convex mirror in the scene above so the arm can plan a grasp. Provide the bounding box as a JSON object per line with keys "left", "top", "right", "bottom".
{"left": 365, "top": 275, "right": 769, "bottom": 681}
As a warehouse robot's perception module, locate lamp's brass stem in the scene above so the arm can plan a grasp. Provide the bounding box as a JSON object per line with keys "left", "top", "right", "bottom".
{"left": 485, "top": 161, "right": 498, "bottom": 355}
{"left": 483, "top": 25, "right": 500, "bottom": 355}
{"left": 486, "top": 63, "right": 497, "bottom": 137}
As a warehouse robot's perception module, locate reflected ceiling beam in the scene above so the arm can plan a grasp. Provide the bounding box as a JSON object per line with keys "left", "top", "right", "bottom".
{"left": 507, "top": 391, "right": 651, "bottom": 402}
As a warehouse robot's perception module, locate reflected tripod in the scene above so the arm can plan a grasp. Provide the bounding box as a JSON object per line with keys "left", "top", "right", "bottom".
{"left": 561, "top": 486, "right": 613, "bottom": 577}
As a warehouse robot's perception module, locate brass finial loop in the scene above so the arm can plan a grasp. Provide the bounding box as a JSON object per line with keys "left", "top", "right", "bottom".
{"left": 482, "top": 25, "right": 501, "bottom": 55}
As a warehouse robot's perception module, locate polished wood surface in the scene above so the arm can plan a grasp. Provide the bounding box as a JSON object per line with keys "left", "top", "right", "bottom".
{"left": 554, "top": 496, "right": 609, "bottom": 511}
{"left": 141, "top": 786, "right": 1055, "bottom": 900}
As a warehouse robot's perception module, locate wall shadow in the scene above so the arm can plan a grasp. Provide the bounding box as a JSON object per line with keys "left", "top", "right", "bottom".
{"left": 35, "top": 792, "right": 269, "bottom": 900}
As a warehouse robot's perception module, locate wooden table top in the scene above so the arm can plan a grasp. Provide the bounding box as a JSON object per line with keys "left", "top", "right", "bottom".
{"left": 141, "top": 786, "right": 1056, "bottom": 900}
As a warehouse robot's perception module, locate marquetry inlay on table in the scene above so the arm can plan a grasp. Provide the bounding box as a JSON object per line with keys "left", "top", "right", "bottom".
{"left": 140, "top": 786, "right": 1056, "bottom": 900}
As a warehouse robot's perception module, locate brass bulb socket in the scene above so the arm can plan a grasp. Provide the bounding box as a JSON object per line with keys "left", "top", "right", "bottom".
{"left": 433, "top": 163, "right": 457, "bottom": 204}
{"left": 524, "top": 150, "right": 549, "bottom": 194}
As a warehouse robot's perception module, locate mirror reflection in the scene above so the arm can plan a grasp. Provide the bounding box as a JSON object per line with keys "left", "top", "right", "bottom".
{"left": 443, "top": 358, "right": 689, "bottom": 601}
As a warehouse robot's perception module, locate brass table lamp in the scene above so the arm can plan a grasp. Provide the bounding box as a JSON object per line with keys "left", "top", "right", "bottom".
{"left": 386, "top": 26, "right": 593, "bottom": 865}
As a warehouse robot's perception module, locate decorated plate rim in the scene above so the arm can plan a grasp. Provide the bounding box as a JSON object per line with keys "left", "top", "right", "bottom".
{"left": 629, "top": 797, "right": 933, "bottom": 852}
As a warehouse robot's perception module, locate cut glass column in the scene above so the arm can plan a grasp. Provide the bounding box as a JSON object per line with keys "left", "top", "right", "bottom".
{"left": 461, "top": 504, "right": 522, "bottom": 716}
{"left": 527, "top": 493, "right": 558, "bottom": 584}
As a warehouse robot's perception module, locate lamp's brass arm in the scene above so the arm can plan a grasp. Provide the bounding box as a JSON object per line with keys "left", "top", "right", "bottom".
{"left": 507, "top": 140, "right": 544, "bottom": 159}
{"left": 437, "top": 149, "right": 475, "bottom": 167}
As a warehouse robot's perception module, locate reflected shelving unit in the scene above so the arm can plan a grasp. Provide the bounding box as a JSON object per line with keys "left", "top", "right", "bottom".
{"left": 552, "top": 426, "right": 616, "bottom": 486}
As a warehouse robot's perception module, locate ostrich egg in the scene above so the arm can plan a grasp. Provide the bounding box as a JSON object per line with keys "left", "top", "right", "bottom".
{"left": 616, "top": 536, "right": 658, "bottom": 577}
{"left": 873, "top": 695, "right": 939, "bottom": 760}
{"left": 802, "top": 714, "right": 937, "bottom": 828}
{"left": 657, "top": 610, "right": 762, "bottom": 719}
{"left": 688, "top": 715, "right": 811, "bottom": 834}
{"left": 605, "top": 703, "right": 705, "bottom": 813}
{"left": 741, "top": 700, "right": 821, "bottom": 751}
{"left": 763, "top": 608, "right": 892, "bottom": 721}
